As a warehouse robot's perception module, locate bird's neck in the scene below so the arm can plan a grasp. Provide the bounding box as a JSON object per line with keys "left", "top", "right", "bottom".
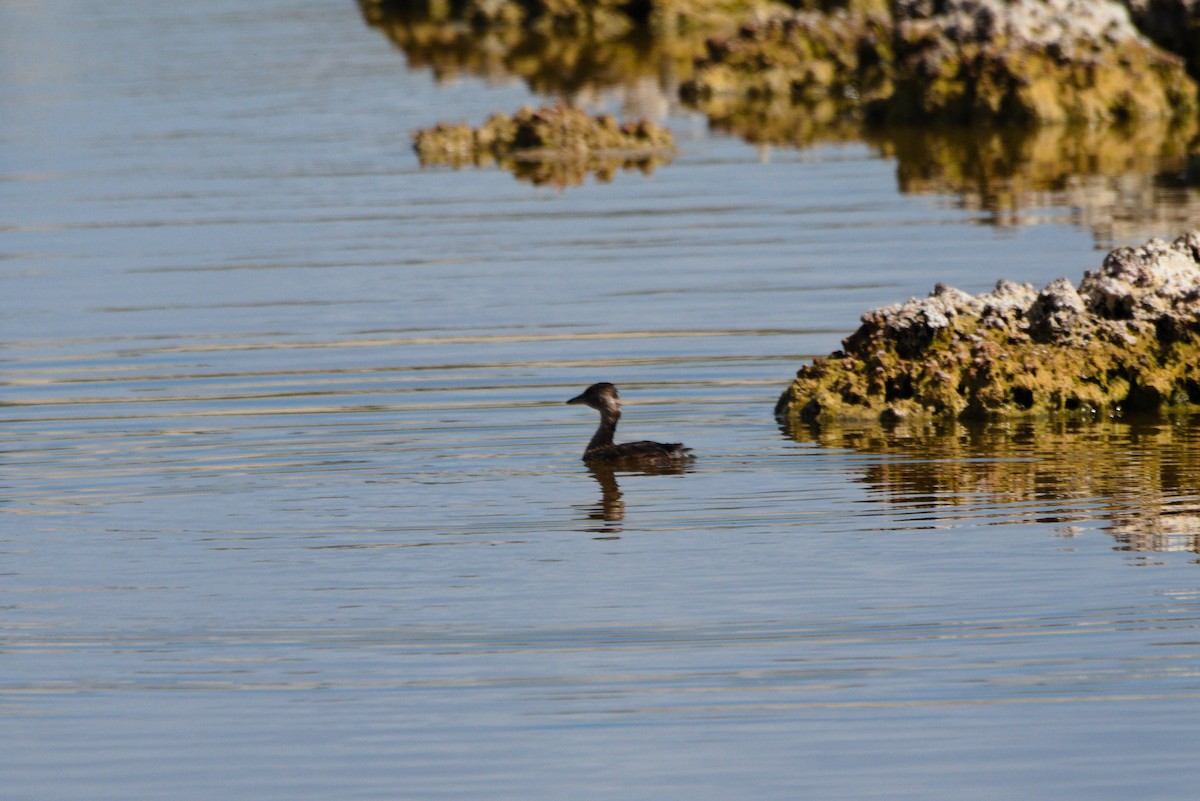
{"left": 587, "top": 408, "right": 620, "bottom": 451}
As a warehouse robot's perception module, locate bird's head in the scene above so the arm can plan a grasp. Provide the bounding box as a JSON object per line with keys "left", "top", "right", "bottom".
{"left": 566, "top": 382, "right": 621, "bottom": 413}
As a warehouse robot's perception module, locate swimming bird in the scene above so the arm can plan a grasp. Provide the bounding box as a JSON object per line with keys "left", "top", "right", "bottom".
{"left": 566, "top": 382, "right": 692, "bottom": 464}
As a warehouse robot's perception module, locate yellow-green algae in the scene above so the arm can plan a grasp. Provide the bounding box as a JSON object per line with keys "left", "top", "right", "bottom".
{"left": 411, "top": 104, "right": 675, "bottom": 187}
{"left": 776, "top": 233, "right": 1200, "bottom": 423}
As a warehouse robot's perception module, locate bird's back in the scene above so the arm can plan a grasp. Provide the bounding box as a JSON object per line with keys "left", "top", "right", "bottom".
{"left": 584, "top": 440, "right": 692, "bottom": 465}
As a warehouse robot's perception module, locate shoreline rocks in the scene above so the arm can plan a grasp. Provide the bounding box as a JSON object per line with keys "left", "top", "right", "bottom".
{"left": 775, "top": 232, "right": 1200, "bottom": 422}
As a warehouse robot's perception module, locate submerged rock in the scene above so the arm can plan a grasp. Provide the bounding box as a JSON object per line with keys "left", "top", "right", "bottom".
{"left": 775, "top": 232, "right": 1200, "bottom": 422}
{"left": 411, "top": 104, "right": 675, "bottom": 187}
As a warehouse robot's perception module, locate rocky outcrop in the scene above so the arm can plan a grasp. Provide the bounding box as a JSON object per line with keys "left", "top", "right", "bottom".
{"left": 775, "top": 232, "right": 1200, "bottom": 422}
{"left": 411, "top": 104, "right": 675, "bottom": 187}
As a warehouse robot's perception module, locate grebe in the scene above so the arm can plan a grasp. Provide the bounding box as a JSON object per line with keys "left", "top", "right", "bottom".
{"left": 566, "top": 383, "right": 692, "bottom": 464}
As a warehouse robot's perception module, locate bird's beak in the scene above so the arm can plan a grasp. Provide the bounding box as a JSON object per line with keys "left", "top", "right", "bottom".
{"left": 566, "top": 392, "right": 586, "bottom": 405}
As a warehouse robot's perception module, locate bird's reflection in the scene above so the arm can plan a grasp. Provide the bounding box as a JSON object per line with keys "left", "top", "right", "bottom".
{"left": 576, "top": 462, "right": 690, "bottom": 539}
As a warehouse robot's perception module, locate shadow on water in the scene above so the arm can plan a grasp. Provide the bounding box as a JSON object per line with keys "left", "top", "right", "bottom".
{"left": 576, "top": 462, "right": 691, "bottom": 539}
{"left": 782, "top": 414, "right": 1200, "bottom": 554}
{"left": 361, "top": 0, "right": 1200, "bottom": 241}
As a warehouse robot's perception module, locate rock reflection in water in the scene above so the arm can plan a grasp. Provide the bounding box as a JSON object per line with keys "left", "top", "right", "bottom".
{"left": 866, "top": 121, "right": 1200, "bottom": 240}
{"left": 705, "top": 109, "right": 1200, "bottom": 241}
{"left": 701, "top": 108, "right": 1200, "bottom": 241}
{"left": 783, "top": 416, "right": 1200, "bottom": 553}
{"left": 576, "top": 462, "right": 691, "bottom": 538}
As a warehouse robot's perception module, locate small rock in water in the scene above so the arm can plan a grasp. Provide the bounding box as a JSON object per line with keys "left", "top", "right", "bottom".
{"left": 411, "top": 104, "right": 676, "bottom": 188}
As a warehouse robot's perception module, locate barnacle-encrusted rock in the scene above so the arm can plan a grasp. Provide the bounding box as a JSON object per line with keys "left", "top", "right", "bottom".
{"left": 1026, "top": 277, "right": 1089, "bottom": 342}
{"left": 412, "top": 104, "right": 675, "bottom": 187}
{"left": 775, "top": 232, "right": 1200, "bottom": 422}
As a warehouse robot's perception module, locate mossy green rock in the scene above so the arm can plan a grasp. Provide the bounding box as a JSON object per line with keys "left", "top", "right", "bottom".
{"left": 776, "top": 233, "right": 1200, "bottom": 423}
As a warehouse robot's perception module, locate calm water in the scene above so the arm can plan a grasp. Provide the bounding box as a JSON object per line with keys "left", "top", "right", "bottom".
{"left": 3, "top": 1, "right": 1200, "bottom": 799}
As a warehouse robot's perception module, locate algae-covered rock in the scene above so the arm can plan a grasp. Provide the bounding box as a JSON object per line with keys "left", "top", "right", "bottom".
{"left": 890, "top": 0, "right": 1198, "bottom": 123}
{"left": 775, "top": 232, "right": 1200, "bottom": 423}
{"left": 412, "top": 104, "right": 675, "bottom": 187}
